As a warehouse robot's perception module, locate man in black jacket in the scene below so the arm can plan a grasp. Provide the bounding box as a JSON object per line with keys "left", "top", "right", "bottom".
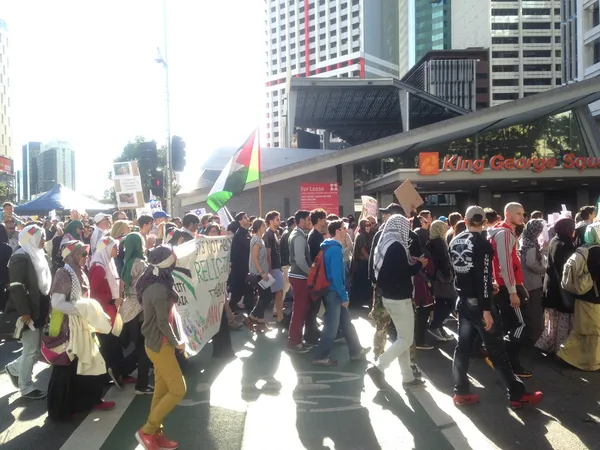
{"left": 450, "top": 206, "right": 542, "bottom": 409}
{"left": 229, "top": 212, "right": 253, "bottom": 312}
{"left": 280, "top": 216, "right": 296, "bottom": 300}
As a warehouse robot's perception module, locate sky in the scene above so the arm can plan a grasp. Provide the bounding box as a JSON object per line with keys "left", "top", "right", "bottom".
{"left": 1, "top": 0, "right": 265, "bottom": 197}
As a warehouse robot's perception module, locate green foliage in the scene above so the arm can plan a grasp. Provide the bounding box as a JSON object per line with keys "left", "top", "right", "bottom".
{"left": 0, "top": 183, "right": 15, "bottom": 203}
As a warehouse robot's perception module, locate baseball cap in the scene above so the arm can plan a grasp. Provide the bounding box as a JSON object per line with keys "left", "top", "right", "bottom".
{"left": 93, "top": 213, "right": 111, "bottom": 224}
{"left": 465, "top": 206, "right": 485, "bottom": 222}
{"left": 152, "top": 210, "right": 168, "bottom": 220}
{"left": 379, "top": 203, "right": 404, "bottom": 215}
{"left": 438, "top": 216, "right": 448, "bottom": 223}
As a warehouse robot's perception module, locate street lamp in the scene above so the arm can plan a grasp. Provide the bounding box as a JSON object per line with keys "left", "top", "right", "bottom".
{"left": 155, "top": 0, "right": 173, "bottom": 215}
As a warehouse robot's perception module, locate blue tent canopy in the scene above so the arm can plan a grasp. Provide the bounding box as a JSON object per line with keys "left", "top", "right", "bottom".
{"left": 14, "top": 184, "right": 113, "bottom": 215}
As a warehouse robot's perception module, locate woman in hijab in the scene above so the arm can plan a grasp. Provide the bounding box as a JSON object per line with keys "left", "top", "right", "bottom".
{"left": 47, "top": 240, "right": 115, "bottom": 420}
{"left": 110, "top": 220, "right": 131, "bottom": 274}
{"left": 350, "top": 218, "right": 373, "bottom": 307}
{"left": 61, "top": 220, "right": 84, "bottom": 246}
{"left": 519, "top": 219, "right": 547, "bottom": 344}
{"left": 119, "top": 232, "right": 154, "bottom": 396}
{"left": 557, "top": 222, "right": 600, "bottom": 371}
{"left": 0, "top": 224, "right": 12, "bottom": 311}
{"left": 89, "top": 236, "right": 133, "bottom": 389}
{"left": 427, "top": 220, "right": 456, "bottom": 342}
{"left": 368, "top": 215, "right": 428, "bottom": 391}
{"left": 4, "top": 225, "right": 51, "bottom": 400}
{"left": 135, "top": 246, "right": 186, "bottom": 450}
{"left": 536, "top": 217, "right": 576, "bottom": 353}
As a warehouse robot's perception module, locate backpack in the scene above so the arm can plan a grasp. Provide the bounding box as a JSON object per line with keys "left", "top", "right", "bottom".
{"left": 561, "top": 245, "right": 599, "bottom": 296}
{"left": 307, "top": 248, "right": 330, "bottom": 301}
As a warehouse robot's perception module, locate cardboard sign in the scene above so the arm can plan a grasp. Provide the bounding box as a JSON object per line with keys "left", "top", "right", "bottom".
{"left": 112, "top": 161, "right": 145, "bottom": 209}
{"left": 394, "top": 180, "right": 423, "bottom": 215}
{"left": 359, "top": 196, "right": 378, "bottom": 222}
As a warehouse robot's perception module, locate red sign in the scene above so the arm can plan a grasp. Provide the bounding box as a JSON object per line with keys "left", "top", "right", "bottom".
{"left": 300, "top": 183, "right": 339, "bottom": 215}
{"left": 419, "top": 152, "right": 597, "bottom": 175}
{"left": 0, "top": 156, "right": 13, "bottom": 175}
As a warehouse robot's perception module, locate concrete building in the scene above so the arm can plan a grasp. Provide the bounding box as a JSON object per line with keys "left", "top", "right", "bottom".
{"left": 0, "top": 19, "right": 11, "bottom": 159}
{"left": 264, "top": 0, "right": 400, "bottom": 147}
{"left": 452, "top": 0, "right": 563, "bottom": 106}
{"left": 37, "top": 140, "right": 76, "bottom": 193}
{"left": 562, "top": 0, "right": 600, "bottom": 119}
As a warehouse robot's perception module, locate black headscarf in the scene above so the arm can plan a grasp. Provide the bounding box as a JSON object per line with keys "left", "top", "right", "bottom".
{"left": 136, "top": 245, "right": 178, "bottom": 301}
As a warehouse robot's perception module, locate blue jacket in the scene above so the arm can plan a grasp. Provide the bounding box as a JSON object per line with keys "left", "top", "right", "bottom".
{"left": 321, "top": 238, "right": 348, "bottom": 302}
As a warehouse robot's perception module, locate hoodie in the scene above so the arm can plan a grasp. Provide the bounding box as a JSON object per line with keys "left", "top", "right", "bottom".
{"left": 321, "top": 238, "right": 347, "bottom": 302}
{"left": 488, "top": 222, "right": 524, "bottom": 294}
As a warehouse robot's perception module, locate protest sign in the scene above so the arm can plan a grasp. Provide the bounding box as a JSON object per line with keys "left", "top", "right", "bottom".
{"left": 359, "top": 196, "right": 378, "bottom": 222}
{"left": 172, "top": 236, "right": 231, "bottom": 356}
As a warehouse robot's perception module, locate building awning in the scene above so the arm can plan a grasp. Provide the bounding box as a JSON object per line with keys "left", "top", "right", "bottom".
{"left": 289, "top": 77, "right": 469, "bottom": 145}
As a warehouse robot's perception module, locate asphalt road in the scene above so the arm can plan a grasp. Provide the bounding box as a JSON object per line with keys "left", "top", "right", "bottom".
{"left": 0, "top": 309, "right": 598, "bottom": 450}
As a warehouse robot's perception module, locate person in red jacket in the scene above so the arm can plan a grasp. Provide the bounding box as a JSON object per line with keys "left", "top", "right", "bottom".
{"left": 90, "top": 236, "right": 135, "bottom": 389}
{"left": 487, "top": 202, "right": 531, "bottom": 378}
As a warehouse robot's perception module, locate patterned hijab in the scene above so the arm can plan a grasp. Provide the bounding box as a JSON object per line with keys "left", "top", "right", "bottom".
{"left": 429, "top": 220, "right": 449, "bottom": 241}
{"left": 373, "top": 214, "right": 411, "bottom": 279}
{"left": 584, "top": 222, "right": 600, "bottom": 246}
{"left": 519, "top": 219, "right": 545, "bottom": 263}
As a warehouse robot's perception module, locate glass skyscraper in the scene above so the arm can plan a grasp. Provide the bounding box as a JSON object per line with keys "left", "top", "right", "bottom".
{"left": 414, "top": 0, "right": 452, "bottom": 63}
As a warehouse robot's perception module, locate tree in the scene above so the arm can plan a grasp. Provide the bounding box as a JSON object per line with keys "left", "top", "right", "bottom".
{"left": 105, "top": 136, "right": 181, "bottom": 208}
{"left": 0, "top": 183, "right": 15, "bottom": 204}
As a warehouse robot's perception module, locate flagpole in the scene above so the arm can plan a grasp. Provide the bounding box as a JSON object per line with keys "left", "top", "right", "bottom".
{"left": 259, "top": 179, "right": 263, "bottom": 218}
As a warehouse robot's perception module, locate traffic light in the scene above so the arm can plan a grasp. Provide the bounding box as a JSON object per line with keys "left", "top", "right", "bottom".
{"left": 171, "top": 135, "right": 186, "bottom": 172}
{"left": 151, "top": 169, "right": 164, "bottom": 197}
{"left": 136, "top": 141, "right": 158, "bottom": 170}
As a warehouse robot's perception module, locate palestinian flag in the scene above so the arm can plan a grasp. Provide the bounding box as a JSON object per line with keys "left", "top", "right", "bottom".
{"left": 206, "top": 129, "right": 261, "bottom": 212}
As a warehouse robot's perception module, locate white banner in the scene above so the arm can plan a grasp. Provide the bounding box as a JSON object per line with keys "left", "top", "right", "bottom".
{"left": 172, "top": 236, "right": 231, "bottom": 356}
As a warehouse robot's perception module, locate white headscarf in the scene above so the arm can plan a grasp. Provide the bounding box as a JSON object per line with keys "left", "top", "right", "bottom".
{"left": 90, "top": 236, "right": 120, "bottom": 299}
{"left": 373, "top": 214, "right": 412, "bottom": 280}
{"left": 14, "top": 225, "right": 52, "bottom": 295}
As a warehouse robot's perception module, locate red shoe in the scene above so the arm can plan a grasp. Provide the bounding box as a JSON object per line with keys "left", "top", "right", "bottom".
{"left": 510, "top": 391, "right": 543, "bottom": 409}
{"left": 453, "top": 393, "right": 480, "bottom": 406}
{"left": 135, "top": 429, "right": 159, "bottom": 450}
{"left": 93, "top": 400, "right": 116, "bottom": 411}
{"left": 123, "top": 376, "right": 138, "bottom": 385}
{"left": 156, "top": 430, "right": 179, "bottom": 449}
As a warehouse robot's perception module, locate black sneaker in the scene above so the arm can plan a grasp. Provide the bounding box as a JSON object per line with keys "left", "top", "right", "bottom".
{"left": 5, "top": 365, "right": 19, "bottom": 390}
{"left": 402, "top": 378, "right": 426, "bottom": 388}
{"left": 514, "top": 367, "right": 533, "bottom": 378}
{"left": 22, "top": 389, "right": 46, "bottom": 400}
{"left": 366, "top": 366, "right": 387, "bottom": 391}
{"left": 135, "top": 386, "right": 155, "bottom": 396}
{"left": 411, "top": 364, "right": 422, "bottom": 379}
{"left": 108, "top": 368, "right": 124, "bottom": 389}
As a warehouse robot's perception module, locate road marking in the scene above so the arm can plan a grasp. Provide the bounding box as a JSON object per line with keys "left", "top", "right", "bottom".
{"left": 59, "top": 385, "right": 136, "bottom": 450}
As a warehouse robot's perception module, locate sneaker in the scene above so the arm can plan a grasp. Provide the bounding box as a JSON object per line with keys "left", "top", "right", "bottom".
{"left": 108, "top": 368, "right": 124, "bottom": 389}
{"left": 135, "top": 429, "right": 159, "bottom": 450}
{"left": 287, "top": 344, "right": 310, "bottom": 354}
{"left": 366, "top": 366, "right": 387, "bottom": 391}
{"left": 350, "top": 346, "right": 371, "bottom": 361}
{"left": 22, "top": 389, "right": 46, "bottom": 400}
{"left": 93, "top": 400, "right": 116, "bottom": 411}
{"left": 411, "top": 364, "right": 422, "bottom": 379}
{"left": 135, "top": 386, "right": 156, "bottom": 396}
{"left": 416, "top": 344, "right": 435, "bottom": 350}
{"left": 427, "top": 328, "right": 447, "bottom": 342}
{"left": 510, "top": 391, "right": 543, "bottom": 409}
{"left": 5, "top": 365, "right": 19, "bottom": 390}
{"left": 312, "top": 358, "right": 338, "bottom": 366}
{"left": 514, "top": 367, "right": 533, "bottom": 378}
{"left": 402, "top": 378, "right": 426, "bottom": 388}
{"left": 156, "top": 430, "right": 179, "bottom": 449}
{"left": 439, "top": 327, "right": 454, "bottom": 341}
{"left": 453, "top": 393, "right": 480, "bottom": 406}
{"left": 485, "top": 357, "right": 494, "bottom": 370}
{"left": 302, "top": 342, "right": 316, "bottom": 349}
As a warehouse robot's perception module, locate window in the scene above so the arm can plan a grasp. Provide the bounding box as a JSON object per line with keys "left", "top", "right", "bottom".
{"left": 493, "top": 92, "right": 519, "bottom": 100}
{"left": 492, "top": 9, "right": 518, "bottom": 15}
{"left": 555, "top": 64, "right": 561, "bottom": 71}
{"left": 476, "top": 87, "right": 488, "bottom": 94}
{"left": 556, "top": 78, "right": 562, "bottom": 85}
{"left": 554, "top": 22, "right": 561, "bottom": 29}
{"left": 523, "top": 36, "right": 551, "bottom": 43}
{"left": 524, "top": 78, "right": 551, "bottom": 85}
{"left": 492, "top": 64, "right": 519, "bottom": 72}
{"left": 493, "top": 51, "right": 519, "bottom": 58}
{"left": 493, "top": 78, "right": 520, "bottom": 86}
{"left": 522, "top": 8, "right": 550, "bottom": 15}
{"left": 523, "top": 50, "right": 551, "bottom": 57}
{"left": 555, "top": 36, "right": 561, "bottom": 43}
{"left": 492, "top": 22, "right": 518, "bottom": 30}
{"left": 555, "top": 50, "right": 561, "bottom": 57}
{"left": 522, "top": 22, "right": 551, "bottom": 29}
{"left": 492, "top": 37, "right": 519, "bottom": 44}
{"left": 523, "top": 64, "right": 551, "bottom": 71}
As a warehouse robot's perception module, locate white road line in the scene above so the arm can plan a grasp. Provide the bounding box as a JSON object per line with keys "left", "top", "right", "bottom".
{"left": 59, "top": 385, "right": 137, "bottom": 450}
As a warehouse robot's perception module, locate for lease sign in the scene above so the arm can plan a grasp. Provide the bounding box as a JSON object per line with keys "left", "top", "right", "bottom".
{"left": 300, "top": 183, "right": 339, "bottom": 215}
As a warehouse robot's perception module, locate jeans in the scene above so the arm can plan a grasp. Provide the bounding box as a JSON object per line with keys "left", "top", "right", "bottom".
{"left": 7, "top": 327, "right": 41, "bottom": 395}
{"left": 288, "top": 278, "right": 310, "bottom": 347}
{"left": 452, "top": 298, "right": 525, "bottom": 401}
{"left": 431, "top": 297, "right": 455, "bottom": 329}
{"left": 142, "top": 344, "right": 187, "bottom": 435}
{"left": 250, "top": 286, "right": 273, "bottom": 319}
{"left": 376, "top": 298, "right": 415, "bottom": 382}
{"left": 313, "top": 291, "right": 361, "bottom": 360}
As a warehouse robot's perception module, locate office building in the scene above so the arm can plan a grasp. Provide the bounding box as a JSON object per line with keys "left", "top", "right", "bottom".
{"left": 414, "top": 0, "right": 452, "bottom": 63}
{"left": 22, "top": 141, "right": 42, "bottom": 200}
{"left": 37, "top": 140, "right": 76, "bottom": 193}
{"left": 0, "top": 19, "right": 11, "bottom": 159}
{"left": 562, "top": 0, "right": 600, "bottom": 119}
{"left": 264, "top": 0, "right": 400, "bottom": 147}
{"left": 452, "top": 0, "right": 563, "bottom": 106}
